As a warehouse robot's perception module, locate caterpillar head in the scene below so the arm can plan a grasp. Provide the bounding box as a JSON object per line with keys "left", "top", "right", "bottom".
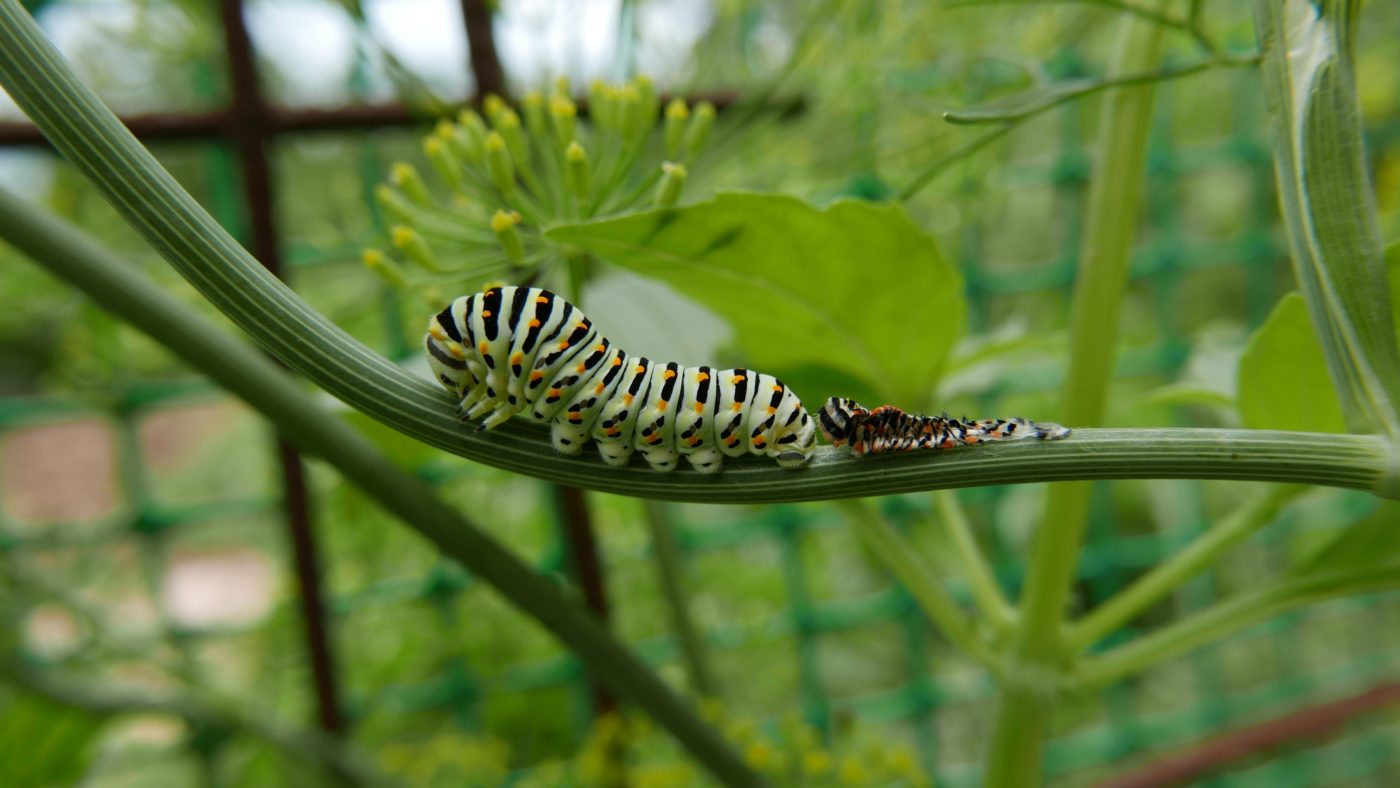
{"left": 818, "top": 397, "right": 868, "bottom": 448}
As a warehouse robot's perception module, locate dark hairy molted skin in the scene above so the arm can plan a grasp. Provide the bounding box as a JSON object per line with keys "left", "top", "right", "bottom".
{"left": 818, "top": 397, "right": 1070, "bottom": 456}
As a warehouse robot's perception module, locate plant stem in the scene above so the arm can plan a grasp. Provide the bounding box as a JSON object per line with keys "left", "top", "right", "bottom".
{"left": 983, "top": 8, "right": 1167, "bottom": 785}
{"left": 643, "top": 501, "right": 717, "bottom": 697}
{"left": 0, "top": 187, "right": 765, "bottom": 788}
{"left": 1073, "top": 563, "right": 1400, "bottom": 690}
{"left": 934, "top": 490, "right": 1015, "bottom": 636}
{"left": 0, "top": 2, "right": 1392, "bottom": 505}
{"left": 1066, "top": 484, "right": 1303, "bottom": 652}
{"left": 836, "top": 500, "right": 1001, "bottom": 673}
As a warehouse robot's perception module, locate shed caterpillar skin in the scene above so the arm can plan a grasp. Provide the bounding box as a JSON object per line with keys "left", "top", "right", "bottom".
{"left": 425, "top": 286, "right": 817, "bottom": 473}
{"left": 817, "top": 397, "right": 1070, "bottom": 456}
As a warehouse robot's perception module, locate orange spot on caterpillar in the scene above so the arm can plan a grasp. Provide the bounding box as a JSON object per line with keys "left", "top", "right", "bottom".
{"left": 766, "top": 406, "right": 777, "bottom": 414}
{"left": 663, "top": 369, "right": 677, "bottom": 380}
{"left": 595, "top": 383, "right": 606, "bottom": 394}
{"left": 697, "top": 372, "right": 710, "bottom": 382}
{"left": 530, "top": 370, "right": 544, "bottom": 381}
{"left": 594, "top": 344, "right": 606, "bottom": 353}
{"left": 478, "top": 341, "right": 490, "bottom": 355}
{"left": 558, "top": 341, "right": 570, "bottom": 350}
{"left": 772, "top": 384, "right": 782, "bottom": 392}
{"left": 568, "top": 413, "right": 583, "bottom": 423}
{"left": 536, "top": 296, "right": 549, "bottom": 303}
{"left": 528, "top": 319, "right": 541, "bottom": 328}
{"left": 623, "top": 394, "right": 634, "bottom": 405}
{"left": 634, "top": 365, "right": 646, "bottom": 374}
{"left": 657, "top": 400, "right": 668, "bottom": 412}
{"left": 687, "top": 436, "right": 701, "bottom": 446}
{"left": 510, "top": 352, "right": 523, "bottom": 365}
{"left": 725, "top": 436, "right": 740, "bottom": 447}
{"left": 694, "top": 402, "right": 704, "bottom": 413}
{"left": 448, "top": 344, "right": 466, "bottom": 359}
{"left": 730, "top": 374, "right": 746, "bottom": 384}
{"left": 577, "top": 363, "right": 587, "bottom": 373}
{"left": 752, "top": 437, "right": 766, "bottom": 448}
{"left": 731, "top": 403, "right": 743, "bottom": 412}
{"left": 482, "top": 310, "right": 492, "bottom": 318}
{"left": 575, "top": 321, "right": 587, "bottom": 330}
{"left": 612, "top": 358, "right": 622, "bottom": 366}
{"left": 548, "top": 388, "right": 561, "bottom": 397}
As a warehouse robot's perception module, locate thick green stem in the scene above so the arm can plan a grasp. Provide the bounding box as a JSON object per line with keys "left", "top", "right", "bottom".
{"left": 0, "top": 1, "right": 1393, "bottom": 504}
{"left": 1066, "top": 484, "right": 1303, "bottom": 651}
{"left": 934, "top": 491, "right": 1015, "bottom": 635}
{"left": 836, "top": 500, "right": 1001, "bottom": 673}
{"left": 984, "top": 9, "right": 1167, "bottom": 785}
{"left": 0, "top": 188, "right": 764, "bottom": 788}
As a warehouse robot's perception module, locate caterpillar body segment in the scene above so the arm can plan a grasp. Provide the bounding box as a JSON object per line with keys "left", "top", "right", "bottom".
{"left": 818, "top": 397, "right": 1070, "bottom": 457}
{"left": 426, "top": 287, "right": 818, "bottom": 472}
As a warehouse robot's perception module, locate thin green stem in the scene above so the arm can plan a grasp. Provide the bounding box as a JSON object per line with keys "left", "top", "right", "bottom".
{"left": 984, "top": 8, "right": 1168, "bottom": 785}
{"left": 934, "top": 491, "right": 1016, "bottom": 636}
{"left": 898, "top": 123, "right": 1016, "bottom": 203}
{"left": 942, "top": 56, "right": 1258, "bottom": 126}
{"left": 836, "top": 500, "right": 1002, "bottom": 673}
{"left": 643, "top": 501, "right": 717, "bottom": 697}
{"left": 1066, "top": 484, "right": 1303, "bottom": 652}
{"left": 0, "top": 186, "right": 764, "bottom": 787}
{"left": 1073, "top": 564, "right": 1400, "bottom": 690}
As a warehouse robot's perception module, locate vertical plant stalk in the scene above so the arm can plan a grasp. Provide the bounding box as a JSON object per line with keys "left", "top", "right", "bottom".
{"left": 643, "top": 501, "right": 717, "bottom": 697}
{"left": 934, "top": 490, "right": 1015, "bottom": 635}
{"left": 1253, "top": 0, "right": 1400, "bottom": 437}
{"left": 983, "top": 8, "right": 1167, "bottom": 785}
{"left": 836, "top": 500, "right": 1001, "bottom": 672}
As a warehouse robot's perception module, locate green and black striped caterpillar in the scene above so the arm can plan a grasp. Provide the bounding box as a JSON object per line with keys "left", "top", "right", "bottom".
{"left": 425, "top": 286, "right": 817, "bottom": 472}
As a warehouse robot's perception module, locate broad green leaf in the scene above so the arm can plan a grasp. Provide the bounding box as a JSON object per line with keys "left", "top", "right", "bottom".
{"left": 1292, "top": 500, "right": 1400, "bottom": 580}
{"left": 1388, "top": 239, "right": 1399, "bottom": 346}
{"left": 548, "top": 193, "right": 964, "bottom": 408}
{"left": 1238, "top": 293, "right": 1347, "bottom": 433}
{"left": 1255, "top": 0, "right": 1400, "bottom": 436}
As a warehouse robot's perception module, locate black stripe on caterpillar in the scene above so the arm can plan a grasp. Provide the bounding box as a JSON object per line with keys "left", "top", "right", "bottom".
{"left": 425, "top": 286, "right": 817, "bottom": 473}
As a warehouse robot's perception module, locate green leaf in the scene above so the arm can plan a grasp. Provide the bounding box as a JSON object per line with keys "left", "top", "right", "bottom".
{"left": 1387, "top": 239, "right": 1399, "bottom": 346}
{"left": 1238, "top": 293, "right": 1347, "bottom": 433}
{"left": 1293, "top": 500, "right": 1400, "bottom": 576}
{"left": 548, "top": 193, "right": 964, "bottom": 407}
{"left": 0, "top": 689, "right": 106, "bottom": 786}
{"left": 1255, "top": 0, "right": 1400, "bottom": 436}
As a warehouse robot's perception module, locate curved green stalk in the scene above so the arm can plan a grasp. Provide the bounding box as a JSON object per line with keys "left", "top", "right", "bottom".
{"left": 934, "top": 491, "right": 1015, "bottom": 636}
{"left": 0, "top": 2, "right": 1394, "bottom": 505}
{"left": 0, "top": 187, "right": 763, "bottom": 788}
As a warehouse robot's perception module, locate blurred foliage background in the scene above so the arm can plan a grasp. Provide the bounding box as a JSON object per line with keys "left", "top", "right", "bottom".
{"left": 1, "top": 0, "right": 1399, "bottom": 785}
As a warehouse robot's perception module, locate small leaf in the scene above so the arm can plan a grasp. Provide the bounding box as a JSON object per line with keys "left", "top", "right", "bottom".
{"left": 1292, "top": 500, "right": 1400, "bottom": 577}
{"left": 0, "top": 689, "right": 107, "bottom": 786}
{"left": 1238, "top": 293, "right": 1347, "bottom": 433}
{"left": 548, "top": 193, "right": 964, "bottom": 407}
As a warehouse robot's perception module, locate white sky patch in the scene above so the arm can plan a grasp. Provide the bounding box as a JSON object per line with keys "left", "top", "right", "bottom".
{"left": 497, "top": 0, "right": 622, "bottom": 88}
{"left": 635, "top": 0, "right": 712, "bottom": 83}
{"left": 365, "top": 0, "right": 470, "bottom": 99}
{"left": 246, "top": 0, "right": 358, "bottom": 105}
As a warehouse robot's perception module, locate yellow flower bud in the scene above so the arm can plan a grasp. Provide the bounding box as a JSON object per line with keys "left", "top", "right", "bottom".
{"left": 494, "top": 107, "right": 531, "bottom": 167}
{"left": 655, "top": 161, "right": 686, "bottom": 207}
{"left": 549, "top": 95, "right": 577, "bottom": 150}
{"left": 423, "top": 136, "right": 462, "bottom": 193}
{"left": 374, "top": 184, "right": 418, "bottom": 225}
{"left": 565, "top": 141, "right": 590, "bottom": 201}
{"left": 484, "top": 131, "right": 515, "bottom": 196}
{"left": 664, "top": 99, "right": 689, "bottom": 157}
{"left": 490, "top": 209, "right": 525, "bottom": 264}
{"left": 482, "top": 92, "right": 506, "bottom": 123}
{"left": 389, "top": 162, "right": 430, "bottom": 206}
{"left": 361, "top": 248, "right": 409, "bottom": 289}
{"left": 391, "top": 226, "right": 442, "bottom": 271}
{"left": 457, "top": 109, "right": 489, "bottom": 160}
{"left": 521, "top": 90, "right": 546, "bottom": 135}
{"left": 685, "top": 101, "right": 716, "bottom": 158}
